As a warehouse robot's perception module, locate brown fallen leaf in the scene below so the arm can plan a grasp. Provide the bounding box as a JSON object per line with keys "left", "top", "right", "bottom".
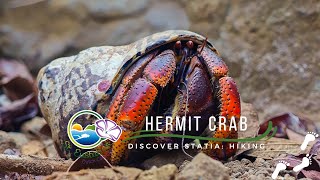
{"left": 0, "top": 59, "right": 36, "bottom": 100}
{"left": 259, "top": 113, "right": 320, "bottom": 139}
{"left": 310, "top": 140, "right": 320, "bottom": 159}
{"left": 0, "top": 59, "right": 39, "bottom": 131}
{"left": 0, "top": 94, "right": 38, "bottom": 131}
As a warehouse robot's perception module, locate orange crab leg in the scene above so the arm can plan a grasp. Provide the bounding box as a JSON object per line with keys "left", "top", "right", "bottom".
{"left": 111, "top": 78, "right": 158, "bottom": 164}
{"left": 106, "top": 53, "right": 156, "bottom": 121}
{"left": 110, "top": 50, "right": 176, "bottom": 164}
{"left": 155, "top": 56, "right": 215, "bottom": 143}
{"left": 203, "top": 77, "right": 241, "bottom": 159}
{"left": 198, "top": 46, "right": 228, "bottom": 78}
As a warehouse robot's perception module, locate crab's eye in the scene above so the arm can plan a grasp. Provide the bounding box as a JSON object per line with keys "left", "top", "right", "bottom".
{"left": 186, "top": 41, "right": 194, "bottom": 49}
{"left": 174, "top": 41, "right": 182, "bottom": 49}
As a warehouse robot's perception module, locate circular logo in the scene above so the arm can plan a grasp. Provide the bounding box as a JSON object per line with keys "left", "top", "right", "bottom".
{"left": 67, "top": 110, "right": 103, "bottom": 149}
{"left": 67, "top": 110, "right": 122, "bottom": 150}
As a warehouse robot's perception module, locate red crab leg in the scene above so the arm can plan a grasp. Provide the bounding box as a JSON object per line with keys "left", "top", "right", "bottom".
{"left": 111, "top": 78, "right": 158, "bottom": 164}
{"left": 203, "top": 77, "right": 241, "bottom": 159}
{"left": 106, "top": 53, "right": 156, "bottom": 121}
{"left": 197, "top": 45, "right": 240, "bottom": 159}
{"left": 110, "top": 50, "right": 176, "bottom": 164}
{"left": 198, "top": 46, "right": 228, "bottom": 78}
{"left": 156, "top": 56, "right": 214, "bottom": 143}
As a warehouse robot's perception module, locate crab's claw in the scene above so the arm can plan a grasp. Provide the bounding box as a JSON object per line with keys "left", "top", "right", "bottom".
{"left": 106, "top": 50, "right": 176, "bottom": 164}
{"left": 199, "top": 46, "right": 241, "bottom": 159}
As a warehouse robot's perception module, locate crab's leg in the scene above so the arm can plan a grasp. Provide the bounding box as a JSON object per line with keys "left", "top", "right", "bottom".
{"left": 110, "top": 50, "right": 176, "bottom": 164}
{"left": 156, "top": 55, "right": 214, "bottom": 144}
{"left": 203, "top": 77, "right": 240, "bottom": 159}
{"left": 198, "top": 46, "right": 229, "bottom": 78}
{"left": 99, "top": 52, "right": 155, "bottom": 160}
{"left": 106, "top": 52, "right": 156, "bottom": 121}
{"left": 199, "top": 46, "right": 241, "bottom": 159}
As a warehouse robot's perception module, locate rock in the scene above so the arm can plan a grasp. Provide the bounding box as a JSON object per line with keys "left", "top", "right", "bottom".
{"left": 7, "top": 132, "right": 29, "bottom": 148}
{"left": 46, "top": 167, "right": 142, "bottom": 180}
{"left": 213, "top": 0, "right": 320, "bottom": 122}
{"left": 224, "top": 157, "right": 297, "bottom": 179}
{"left": 46, "top": 165, "right": 177, "bottom": 180}
{"left": 145, "top": 1, "right": 189, "bottom": 30}
{"left": 0, "top": 130, "right": 16, "bottom": 153}
{"left": 21, "top": 140, "right": 46, "bottom": 157}
{"left": 177, "top": 153, "right": 229, "bottom": 180}
{"left": 50, "top": 0, "right": 148, "bottom": 19}
{"left": 141, "top": 149, "right": 197, "bottom": 169}
{"left": 239, "top": 102, "right": 259, "bottom": 138}
{"left": 138, "top": 164, "right": 178, "bottom": 180}
{"left": 21, "top": 117, "right": 47, "bottom": 138}
{"left": 114, "top": 166, "right": 142, "bottom": 180}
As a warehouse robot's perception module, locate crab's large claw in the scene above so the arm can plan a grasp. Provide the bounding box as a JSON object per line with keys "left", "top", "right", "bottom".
{"left": 106, "top": 50, "right": 176, "bottom": 164}
{"left": 199, "top": 46, "right": 241, "bottom": 159}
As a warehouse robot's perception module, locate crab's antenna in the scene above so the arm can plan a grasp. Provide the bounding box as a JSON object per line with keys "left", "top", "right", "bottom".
{"left": 180, "top": 82, "right": 194, "bottom": 160}
{"left": 198, "top": 37, "right": 208, "bottom": 54}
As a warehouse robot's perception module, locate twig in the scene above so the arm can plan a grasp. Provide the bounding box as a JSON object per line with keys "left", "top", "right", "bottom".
{"left": 0, "top": 154, "right": 73, "bottom": 175}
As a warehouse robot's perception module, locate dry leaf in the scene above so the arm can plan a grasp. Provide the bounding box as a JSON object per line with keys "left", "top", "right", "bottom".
{"left": 0, "top": 94, "right": 38, "bottom": 131}
{"left": 259, "top": 113, "right": 320, "bottom": 139}
{"left": 0, "top": 59, "right": 36, "bottom": 100}
{"left": 0, "top": 59, "right": 39, "bottom": 131}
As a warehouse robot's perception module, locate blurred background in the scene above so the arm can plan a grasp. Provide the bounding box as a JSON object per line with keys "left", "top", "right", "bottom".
{"left": 0, "top": 0, "right": 319, "bottom": 124}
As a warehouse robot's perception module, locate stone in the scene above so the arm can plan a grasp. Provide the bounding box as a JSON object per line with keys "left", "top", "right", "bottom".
{"left": 21, "top": 117, "right": 47, "bottom": 137}
{"left": 141, "top": 149, "right": 197, "bottom": 169}
{"left": 177, "top": 153, "right": 230, "bottom": 180}
{"left": 213, "top": 0, "right": 320, "bottom": 122}
{"left": 0, "top": 130, "right": 16, "bottom": 153}
{"left": 7, "top": 132, "right": 29, "bottom": 148}
{"left": 21, "top": 140, "right": 46, "bottom": 157}
{"left": 46, "top": 167, "right": 142, "bottom": 180}
{"left": 138, "top": 164, "right": 178, "bottom": 180}
{"left": 50, "top": 0, "right": 148, "bottom": 19}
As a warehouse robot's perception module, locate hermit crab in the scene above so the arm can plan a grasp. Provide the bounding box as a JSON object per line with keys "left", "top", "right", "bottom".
{"left": 37, "top": 30, "right": 241, "bottom": 165}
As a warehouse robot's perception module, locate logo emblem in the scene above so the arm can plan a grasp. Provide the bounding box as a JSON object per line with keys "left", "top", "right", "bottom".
{"left": 67, "top": 110, "right": 122, "bottom": 149}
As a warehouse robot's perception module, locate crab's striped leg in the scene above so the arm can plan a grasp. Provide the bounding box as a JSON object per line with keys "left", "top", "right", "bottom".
{"left": 199, "top": 46, "right": 241, "bottom": 159}
{"left": 110, "top": 50, "right": 176, "bottom": 164}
